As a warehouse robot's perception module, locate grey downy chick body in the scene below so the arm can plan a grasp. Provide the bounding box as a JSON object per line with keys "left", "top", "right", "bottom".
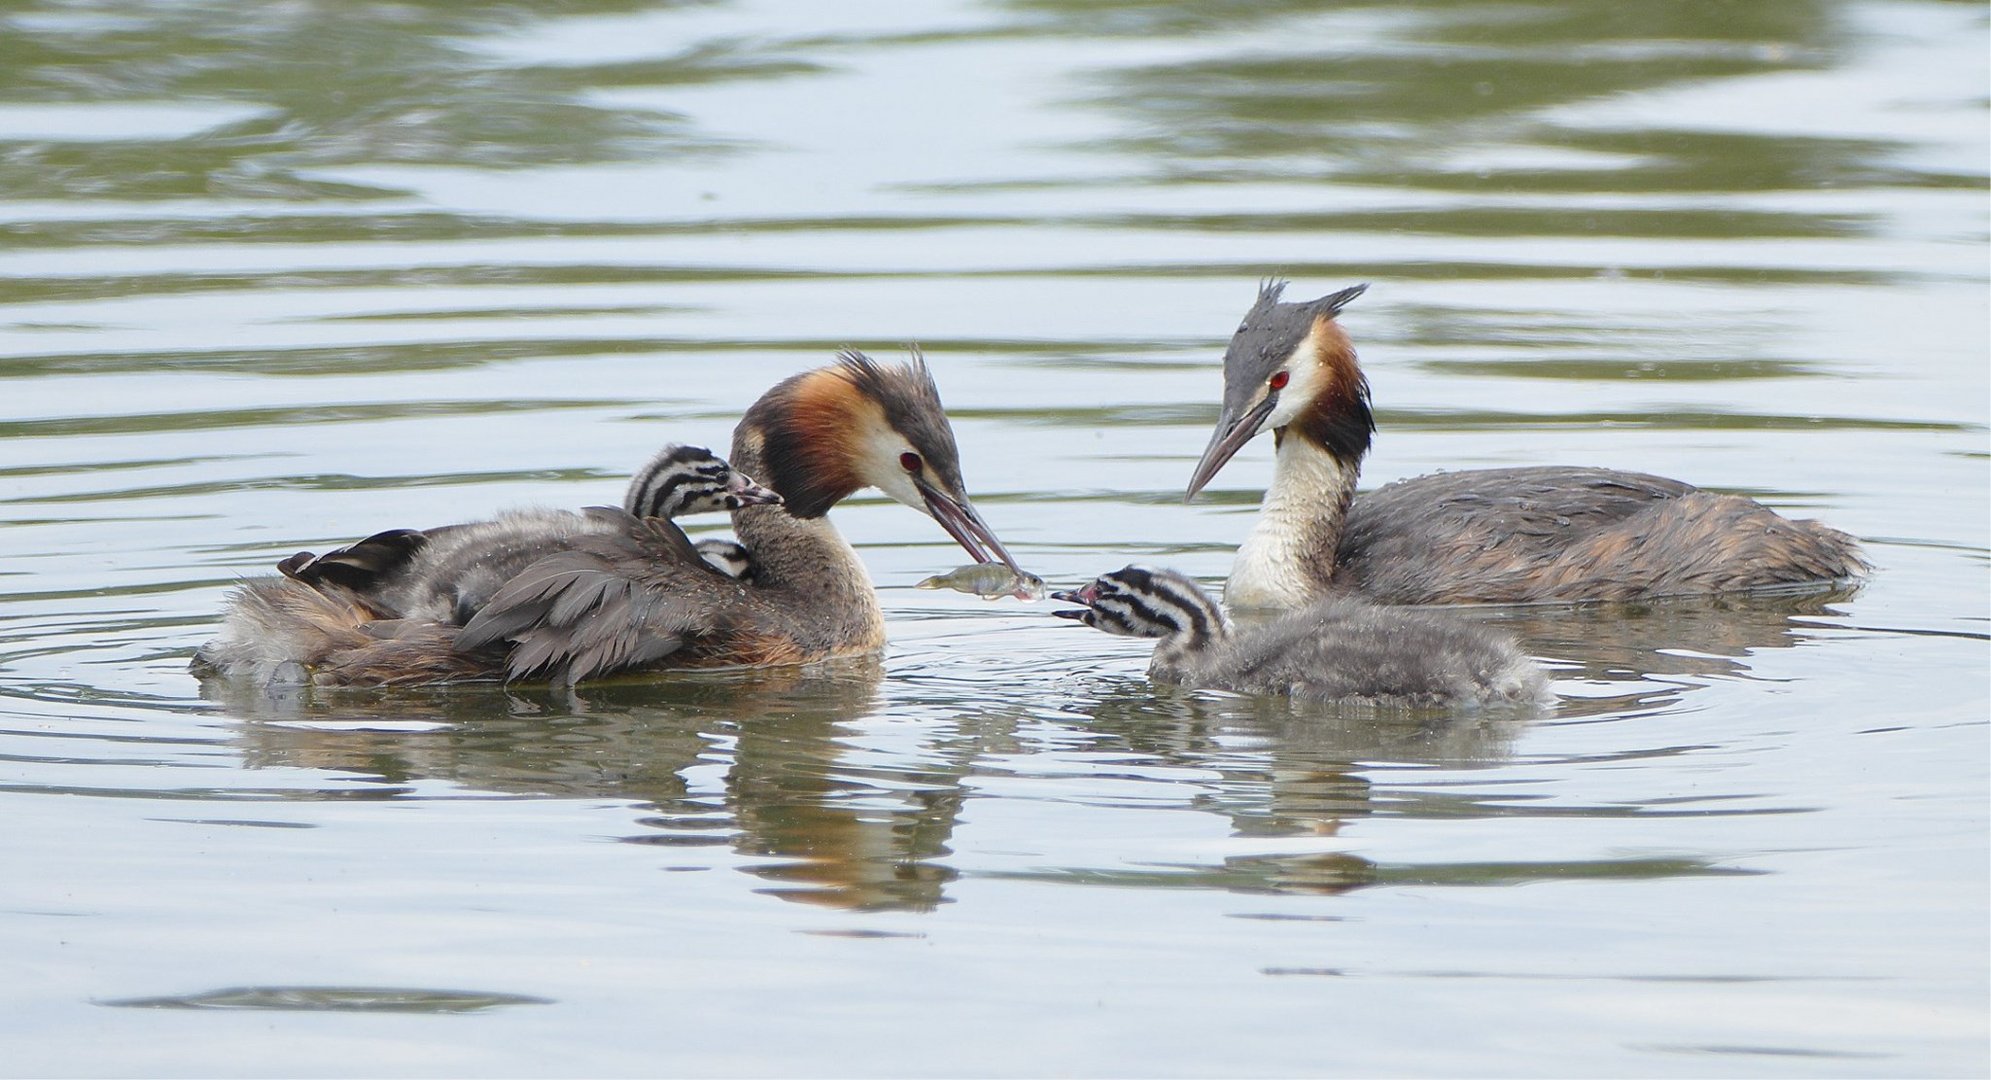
{"left": 193, "top": 353, "right": 1025, "bottom": 687}
{"left": 1054, "top": 566, "right": 1550, "bottom": 710}
{"left": 279, "top": 444, "right": 778, "bottom": 629}
{"left": 1187, "top": 281, "right": 1869, "bottom": 609}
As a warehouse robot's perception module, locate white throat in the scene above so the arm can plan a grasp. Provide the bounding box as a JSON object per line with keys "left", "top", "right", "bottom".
{"left": 1224, "top": 434, "right": 1357, "bottom": 611}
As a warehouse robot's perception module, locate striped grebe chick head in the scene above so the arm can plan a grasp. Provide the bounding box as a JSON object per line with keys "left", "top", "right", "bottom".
{"left": 1052, "top": 566, "right": 1231, "bottom": 650}
{"left": 625, "top": 444, "right": 781, "bottom": 520}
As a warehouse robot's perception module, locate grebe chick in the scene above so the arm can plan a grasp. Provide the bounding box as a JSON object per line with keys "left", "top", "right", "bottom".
{"left": 268, "top": 444, "right": 776, "bottom": 627}
{"left": 194, "top": 351, "right": 1024, "bottom": 686}
{"left": 1186, "top": 281, "right": 1869, "bottom": 609}
{"left": 1053, "top": 566, "right": 1549, "bottom": 710}
{"left": 624, "top": 444, "right": 780, "bottom": 522}
{"left": 624, "top": 444, "right": 779, "bottom": 579}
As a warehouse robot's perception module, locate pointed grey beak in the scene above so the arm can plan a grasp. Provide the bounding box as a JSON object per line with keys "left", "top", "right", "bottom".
{"left": 728, "top": 474, "right": 783, "bottom": 508}
{"left": 1185, "top": 392, "right": 1277, "bottom": 500}
{"left": 914, "top": 477, "right": 1025, "bottom": 576}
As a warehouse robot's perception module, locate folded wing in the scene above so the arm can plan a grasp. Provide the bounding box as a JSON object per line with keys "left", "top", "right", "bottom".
{"left": 456, "top": 509, "right": 738, "bottom": 683}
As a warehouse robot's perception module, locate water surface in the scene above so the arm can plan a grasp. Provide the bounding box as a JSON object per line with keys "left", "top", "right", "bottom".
{"left": 1, "top": 0, "right": 1985, "bottom": 1075}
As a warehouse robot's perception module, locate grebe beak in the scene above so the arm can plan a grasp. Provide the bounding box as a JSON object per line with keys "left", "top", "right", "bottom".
{"left": 728, "top": 475, "right": 783, "bottom": 507}
{"left": 1048, "top": 582, "right": 1099, "bottom": 606}
{"left": 1049, "top": 581, "right": 1101, "bottom": 621}
{"left": 913, "top": 475, "right": 1025, "bottom": 576}
{"left": 1185, "top": 392, "right": 1277, "bottom": 500}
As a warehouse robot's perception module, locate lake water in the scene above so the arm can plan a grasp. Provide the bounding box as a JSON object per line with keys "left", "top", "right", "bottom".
{"left": 1, "top": 0, "right": 1985, "bottom": 1075}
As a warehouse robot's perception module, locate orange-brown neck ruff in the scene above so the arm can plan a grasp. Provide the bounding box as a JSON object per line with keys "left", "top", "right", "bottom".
{"left": 727, "top": 363, "right": 888, "bottom": 652}
{"left": 738, "top": 366, "right": 871, "bottom": 519}
{"left": 1280, "top": 313, "right": 1374, "bottom": 467}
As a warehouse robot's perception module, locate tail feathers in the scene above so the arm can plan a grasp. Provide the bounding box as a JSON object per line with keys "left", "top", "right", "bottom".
{"left": 191, "top": 577, "right": 502, "bottom": 687}
{"left": 311, "top": 624, "right": 505, "bottom": 686}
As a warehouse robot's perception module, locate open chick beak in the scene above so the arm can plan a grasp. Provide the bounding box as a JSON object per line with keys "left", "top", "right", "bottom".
{"left": 914, "top": 476, "right": 1025, "bottom": 576}
{"left": 1049, "top": 582, "right": 1099, "bottom": 622}
{"left": 1185, "top": 393, "right": 1277, "bottom": 501}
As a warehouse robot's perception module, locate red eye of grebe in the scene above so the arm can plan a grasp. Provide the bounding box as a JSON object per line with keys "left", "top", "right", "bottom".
{"left": 1269, "top": 371, "right": 1290, "bottom": 390}
{"left": 900, "top": 452, "right": 922, "bottom": 473}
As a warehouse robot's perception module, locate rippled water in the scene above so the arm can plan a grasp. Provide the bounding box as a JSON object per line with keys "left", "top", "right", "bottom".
{"left": 2, "top": 1, "right": 1986, "bottom": 1075}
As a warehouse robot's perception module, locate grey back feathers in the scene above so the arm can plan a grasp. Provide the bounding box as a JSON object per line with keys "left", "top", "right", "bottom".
{"left": 302, "top": 446, "right": 764, "bottom": 624}
{"left": 450, "top": 509, "right": 729, "bottom": 684}
{"left": 1057, "top": 564, "right": 1549, "bottom": 711}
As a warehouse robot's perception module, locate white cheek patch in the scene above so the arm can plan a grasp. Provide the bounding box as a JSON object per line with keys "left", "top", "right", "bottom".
{"left": 859, "top": 424, "right": 925, "bottom": 509}
{"left": 1264, "top": 332, "right": 1326, "bottom": 429}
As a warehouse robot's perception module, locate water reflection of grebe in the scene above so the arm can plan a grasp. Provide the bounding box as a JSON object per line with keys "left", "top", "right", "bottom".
{"left": 1044, "top": 589, "right": 1855, "bottom": 898}
{"left": 194, "top": 351, "right": 1023, "bottom": 687}
{"left": 220, "top": 659, "right": 967, "bottom": 913}
{"left": 1186, "top": 281, "right": 1868, "bottom": 611}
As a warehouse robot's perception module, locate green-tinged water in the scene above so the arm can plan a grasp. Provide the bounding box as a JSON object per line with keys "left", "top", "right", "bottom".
{"left": 2, "top": 1, "right": 1985, "bottom": 1075}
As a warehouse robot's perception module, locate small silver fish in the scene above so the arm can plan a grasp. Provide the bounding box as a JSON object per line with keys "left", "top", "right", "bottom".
{"left": 915, "top": 562, "right": 1047, "bottom": 601}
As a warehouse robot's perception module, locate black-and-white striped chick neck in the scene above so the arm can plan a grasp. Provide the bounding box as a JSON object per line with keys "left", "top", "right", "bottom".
{"left": 624, "top": 444, "right": 777, "bottom": 520}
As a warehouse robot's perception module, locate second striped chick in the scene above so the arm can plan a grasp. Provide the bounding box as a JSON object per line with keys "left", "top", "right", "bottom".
{"left": 1053, "top": 565, "right": 1549, "bottom": 710}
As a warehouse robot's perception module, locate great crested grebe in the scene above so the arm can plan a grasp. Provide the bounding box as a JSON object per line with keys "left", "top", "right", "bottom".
{"left": 1053, "top": 566, "right": 1549, "bottom": 709}
{"left": 192, "top": 350, "right": 1023, "bottom": 687}
{"left": 1186, "top": 281, "right": 1869, "bottom": 609}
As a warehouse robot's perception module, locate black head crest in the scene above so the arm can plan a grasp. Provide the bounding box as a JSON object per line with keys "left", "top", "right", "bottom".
{"left": 836, "top": 346, "right": 967, "bottom": 495}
